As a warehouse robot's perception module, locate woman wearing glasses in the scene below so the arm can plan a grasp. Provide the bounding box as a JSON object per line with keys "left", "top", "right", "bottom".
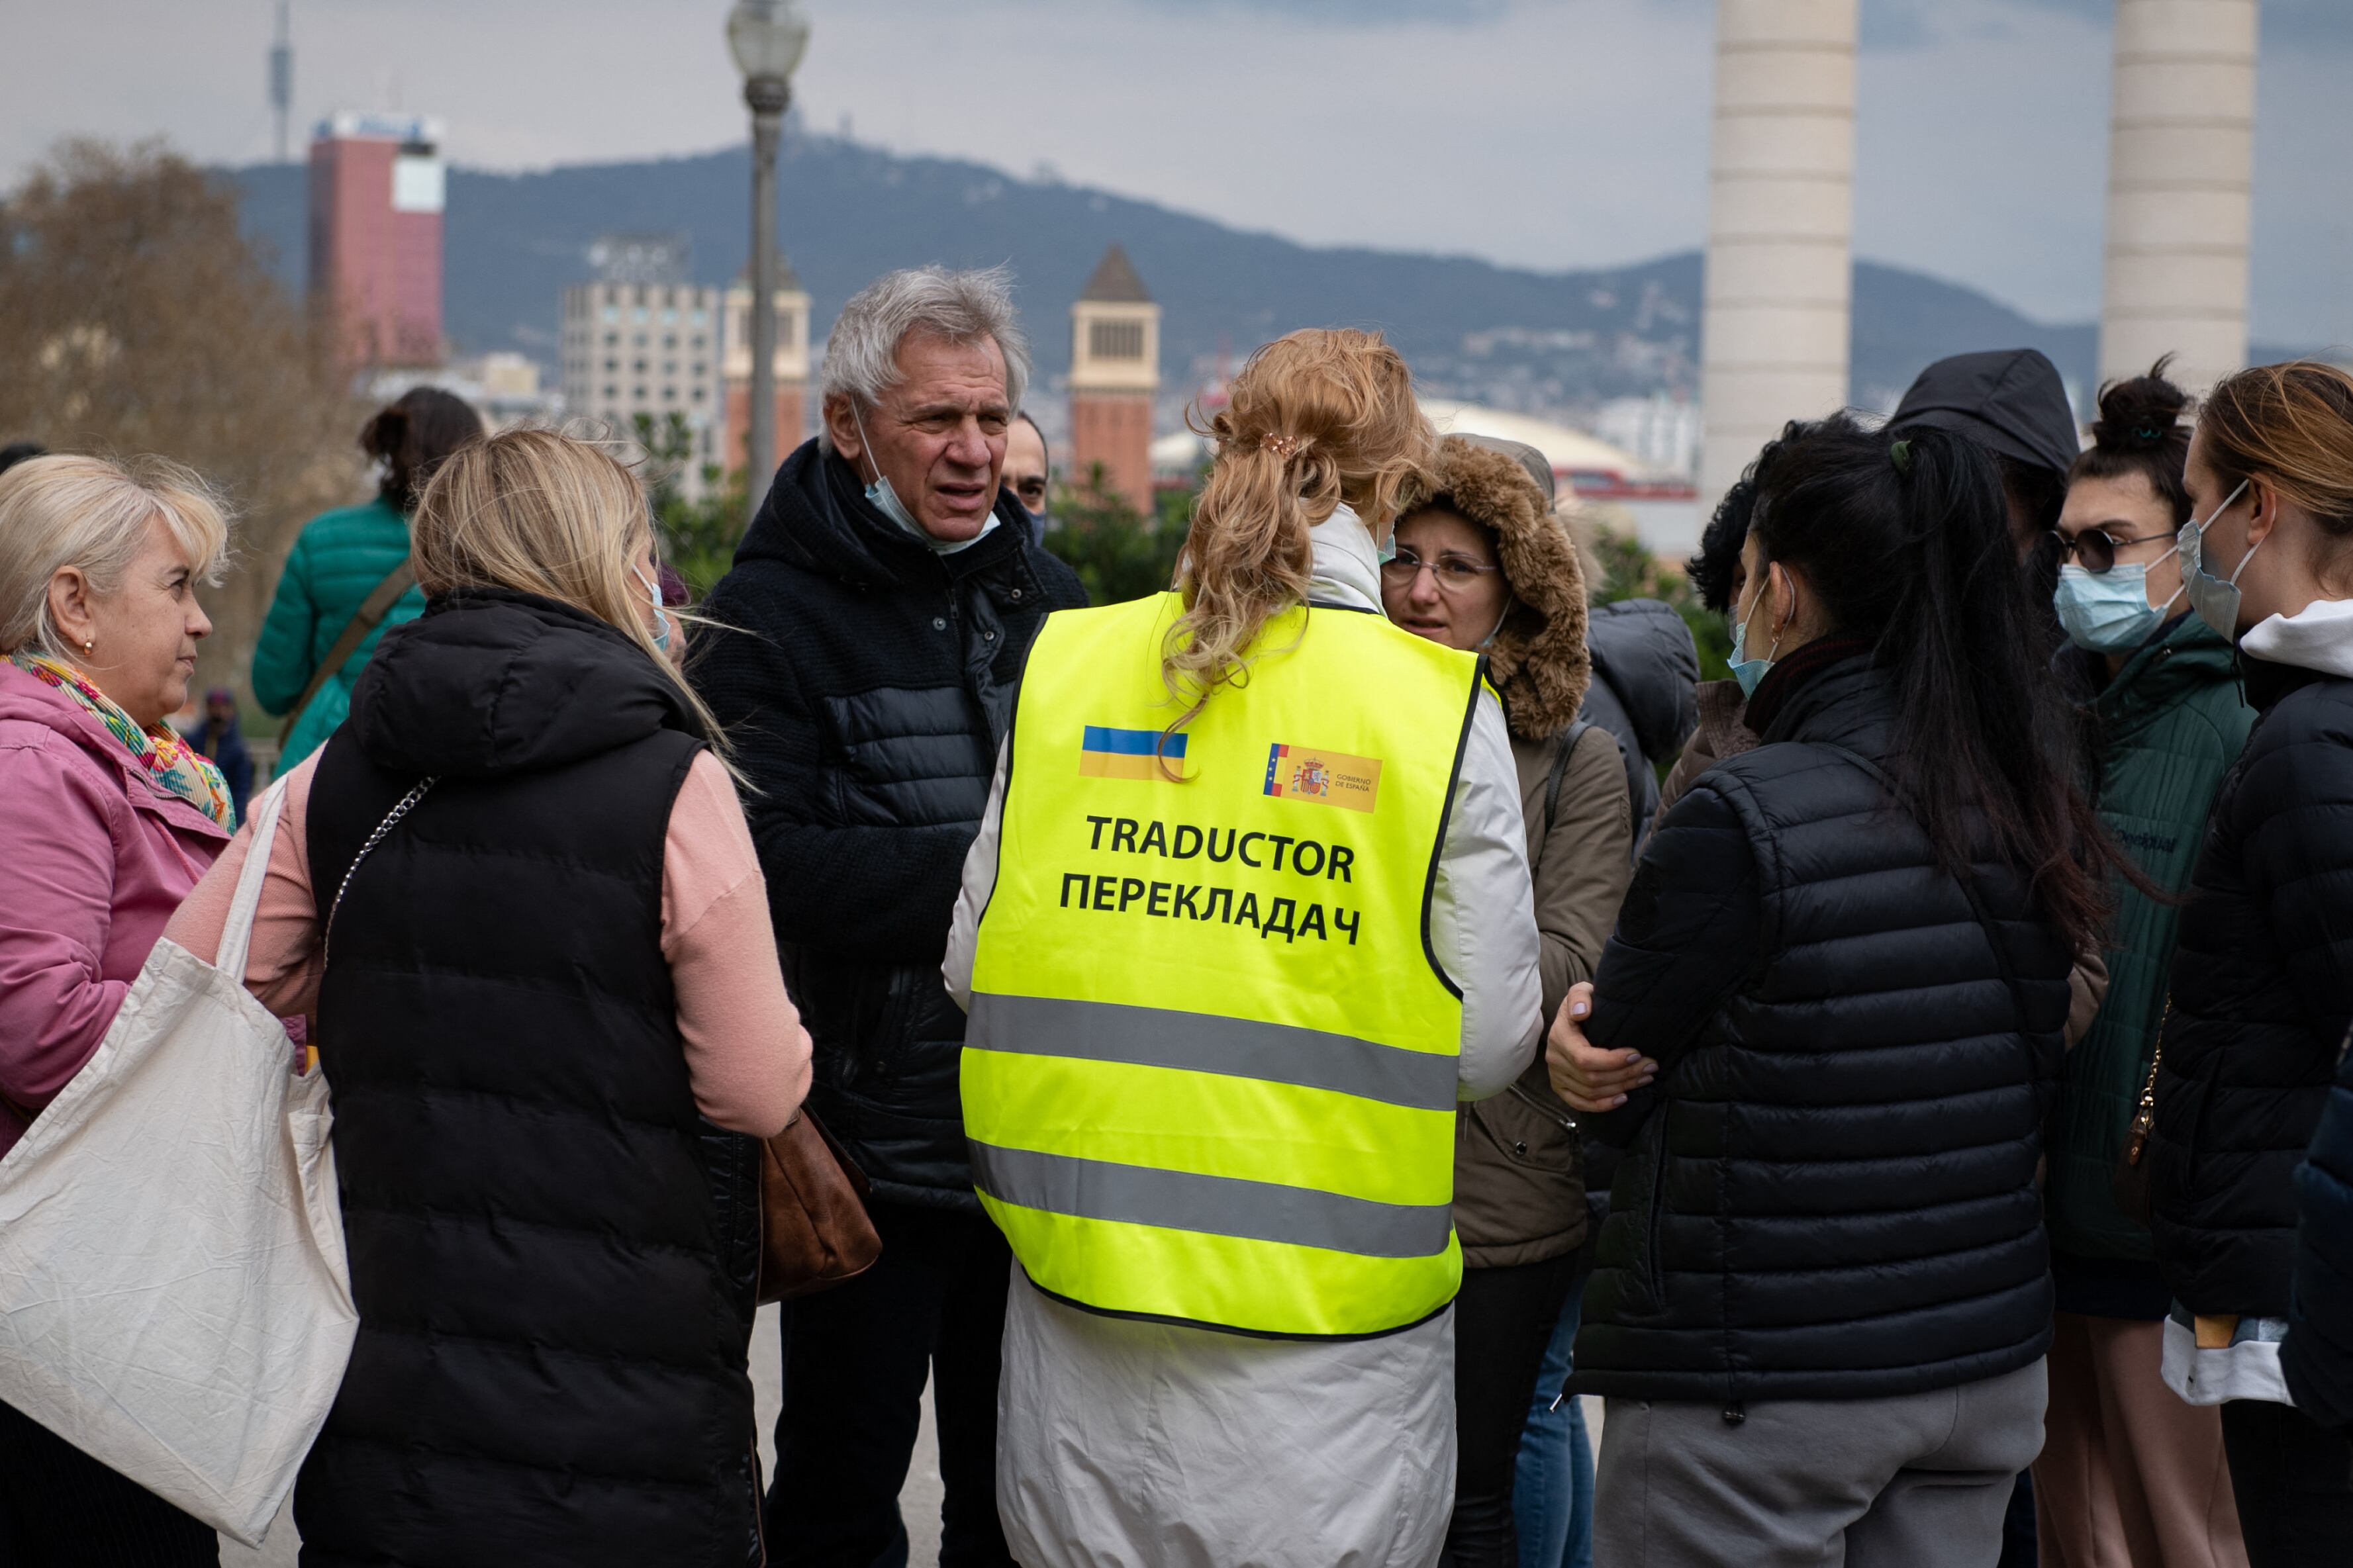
{"left": 2035, "top": 365, "right": 2254, "bottom": 1567}
{"left": 1382, "top": 436, "right": 1633, "bottom": 1568}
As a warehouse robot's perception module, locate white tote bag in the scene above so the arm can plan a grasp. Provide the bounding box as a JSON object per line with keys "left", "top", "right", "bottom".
{"left": 0, "top": 778, "right": 358, "bottom": 1547}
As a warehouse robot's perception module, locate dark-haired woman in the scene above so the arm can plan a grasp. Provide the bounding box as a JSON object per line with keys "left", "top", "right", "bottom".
{"left": 1549, "top": 415, "right": 2112, "bottom": 1567}
{"left": 252, "top": 386, "right": 482, "bottom": 768}
{"left": 2034, "top": 367, "right": 2253, "bottom": 1568}
{"left": 2150, "top": 361, "right": 2353, "bottom": 1567}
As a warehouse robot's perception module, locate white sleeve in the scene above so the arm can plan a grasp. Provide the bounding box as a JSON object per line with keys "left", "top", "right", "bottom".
{"left": 1432, "top": 688, "right": 1543, "bottom": 1099}
{"left": 943, "top": 738, "right": 1009, "bottom": 1013}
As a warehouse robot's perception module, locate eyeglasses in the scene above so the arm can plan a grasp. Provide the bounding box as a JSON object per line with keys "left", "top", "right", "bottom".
{"left": 1380, "top": 543, "right": 1504, "bottom": 594}
{"left": 2047, "top": 526, "right": 2173, "bottom": 575}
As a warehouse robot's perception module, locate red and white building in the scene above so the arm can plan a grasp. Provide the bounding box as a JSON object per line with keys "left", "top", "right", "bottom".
{"left": 308, "top": 112, "right": 445, "bottom": 369}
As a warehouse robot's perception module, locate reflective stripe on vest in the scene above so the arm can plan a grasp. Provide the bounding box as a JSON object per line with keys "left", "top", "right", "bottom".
{"left": 966, "top": 591, "right": 1482, "bottom": 1338}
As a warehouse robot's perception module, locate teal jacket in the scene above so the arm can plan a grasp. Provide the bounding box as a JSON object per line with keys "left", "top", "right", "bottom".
{"left": 250, "top": 497, "right": 428, "bottom": 769}
{"left": 2048, "top": 614, "right": 2255, "bottom": 1260}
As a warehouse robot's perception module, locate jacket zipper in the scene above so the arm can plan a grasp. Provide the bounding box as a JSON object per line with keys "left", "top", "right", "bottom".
{"left": 1507, "top": 1081, "right": 1578, "bottom": 1134}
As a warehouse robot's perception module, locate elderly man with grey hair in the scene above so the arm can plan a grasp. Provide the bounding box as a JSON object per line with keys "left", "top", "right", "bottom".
{"left": 693, "top": 265, "right": 1084, "bottom": 1565}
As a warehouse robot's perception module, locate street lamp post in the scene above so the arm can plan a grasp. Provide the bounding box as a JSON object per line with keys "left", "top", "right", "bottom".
{"left": 728, "top": 1, "right": 811, "bottom": 523}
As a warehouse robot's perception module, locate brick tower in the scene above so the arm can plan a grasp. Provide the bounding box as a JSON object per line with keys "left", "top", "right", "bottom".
{"left": 722, "top": 256, "right": 812, "bottom": 482}
{"left": 1068, "top": 245, "right": 1160, "bottom": 511}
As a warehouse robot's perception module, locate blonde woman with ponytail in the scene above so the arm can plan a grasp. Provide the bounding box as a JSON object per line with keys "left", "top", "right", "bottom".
{"left": 164, "top": 428, "right": 810, "bottom": 1563}
{"left": 944, "top": 328, "right": 1543, "bottom": 1567}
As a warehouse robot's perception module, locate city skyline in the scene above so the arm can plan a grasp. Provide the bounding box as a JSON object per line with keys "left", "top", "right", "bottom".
{"left": 9, "top": 3, "right": 2349, "bottom": 347}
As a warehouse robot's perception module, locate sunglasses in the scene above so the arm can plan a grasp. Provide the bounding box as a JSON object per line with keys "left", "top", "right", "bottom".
{"left": 2046, "top": 526, "right": 2173, "bottom": 575}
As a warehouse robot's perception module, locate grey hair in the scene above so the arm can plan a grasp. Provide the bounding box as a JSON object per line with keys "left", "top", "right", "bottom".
{"left": 818, "top": 265, "right": 1031, "bottom": 444}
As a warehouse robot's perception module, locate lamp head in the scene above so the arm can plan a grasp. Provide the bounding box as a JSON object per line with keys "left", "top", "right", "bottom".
{"left": 727, "top": 0, "right": 811, "bottom": 87}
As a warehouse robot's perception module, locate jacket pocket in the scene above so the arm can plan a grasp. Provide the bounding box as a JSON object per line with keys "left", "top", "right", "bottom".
{"left": 1643, "top": 1140, "right": 1670, "bottom": 1308}
{"left": 1469, "top": 1086, "right": 1578, "bottom": 1175}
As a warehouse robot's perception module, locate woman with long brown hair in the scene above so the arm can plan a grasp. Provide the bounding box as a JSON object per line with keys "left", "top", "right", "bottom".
{"left": 943, "top": 328, "right": 1543, "bottom": 1566}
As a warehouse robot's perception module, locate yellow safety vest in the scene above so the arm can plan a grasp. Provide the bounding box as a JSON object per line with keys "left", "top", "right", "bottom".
{"left": 965, "top": 590, "right": 1484, "bottom": 1338}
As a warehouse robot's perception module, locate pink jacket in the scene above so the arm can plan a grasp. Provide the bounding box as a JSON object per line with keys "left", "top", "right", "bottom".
{"left": 0, "top": 660, "right": 230, "bottom": 1156}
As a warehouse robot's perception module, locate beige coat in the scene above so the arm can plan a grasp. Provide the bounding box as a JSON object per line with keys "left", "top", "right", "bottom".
{"left": 1425, "top": 437, "right": 1637, "bottom": 1268}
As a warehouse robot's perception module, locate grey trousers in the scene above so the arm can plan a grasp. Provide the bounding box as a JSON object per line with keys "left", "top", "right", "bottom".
{"left": 1592, "top": 1359, "right": 2048, "bottom": 1568}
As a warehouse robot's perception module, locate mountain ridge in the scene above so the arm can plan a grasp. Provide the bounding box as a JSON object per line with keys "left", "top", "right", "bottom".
{"left": 226, "top": 132, "right": 2210, "bottom": 422}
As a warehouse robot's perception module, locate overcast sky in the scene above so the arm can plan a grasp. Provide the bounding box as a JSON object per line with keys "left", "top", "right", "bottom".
{"left": 7, "top": 0, "right": 2349, "bottom": 344}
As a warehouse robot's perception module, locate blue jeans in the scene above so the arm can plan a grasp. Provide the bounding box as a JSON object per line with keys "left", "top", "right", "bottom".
{"left": 1511, "top": 1287, "right": 1594, "bottom": 1568}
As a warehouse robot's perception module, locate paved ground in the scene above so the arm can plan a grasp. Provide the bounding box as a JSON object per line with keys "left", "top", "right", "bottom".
{"left": 220, "top": 1303, "right": 950, "bottom": 1567}
{"left": 220, "top": 1306, "right": 1593, "bottom": 1566}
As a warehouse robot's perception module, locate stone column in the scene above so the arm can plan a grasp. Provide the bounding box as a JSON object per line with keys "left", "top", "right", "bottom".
{"left": 2099, "top": 0, "right": 2259, "bottom": 393}
{"left": 1698, "top": 0, "right": 1860, "bottom": 514}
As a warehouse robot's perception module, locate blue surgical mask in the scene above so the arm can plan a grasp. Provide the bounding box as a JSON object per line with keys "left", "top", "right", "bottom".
{"left": 1728, "top": 578, "right": 1781, "bottom": 698}
{"left": 2180, "top": 479, "right": 2256, "bottom": 640}
{"left": 2054, "top": 554, "right": 2180, "bottom": 653}
{"left": 853, "top": 408, "right": 926, "bottom": 537}
{"left": 633, "top": 563, "right": 672, "bottom": 653}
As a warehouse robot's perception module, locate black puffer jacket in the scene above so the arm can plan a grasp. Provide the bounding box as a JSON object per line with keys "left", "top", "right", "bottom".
{"left": 299, "top": 592, "right": 763, "bottom": 1566}
{"left": 692, "top": 441, "right": 1086, "bottom": 1209}
{"left": 1579, "top": 598, "right": 1700, "bottom": 855}
{"left": 2152, "top": 658, "right": 2353, "bottom": 1317}
{"left": 1570, "top": 651, "right": 2072, "bottom": 1402}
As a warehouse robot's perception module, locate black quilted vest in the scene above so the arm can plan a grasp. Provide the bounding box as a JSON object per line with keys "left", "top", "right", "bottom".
{"left": 1575, "top": 659, "right": 2073, "bottom": 1403}
{"left": 293, "top": 590, "right": 763, "bottom": 1567}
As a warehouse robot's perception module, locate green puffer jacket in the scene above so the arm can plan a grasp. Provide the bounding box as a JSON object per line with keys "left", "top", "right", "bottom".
{"left": 250, "top": 497, "right": 428, "bottom": 769}
{"left": 2048, "top": 613, "right": 2254, "bottom": 1260}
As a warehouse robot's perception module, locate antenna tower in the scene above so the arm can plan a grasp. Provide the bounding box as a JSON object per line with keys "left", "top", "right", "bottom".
{"left": 269, "top": 3, "right": 293, "bottom": 163}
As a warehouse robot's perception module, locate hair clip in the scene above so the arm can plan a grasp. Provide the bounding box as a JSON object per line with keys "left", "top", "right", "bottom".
{"left": 1260, "top": 434, "right": 1304, "bottom": 459}
{"left": 2130, "top": 421, "right": 2167, "bottom": 447}
{"left": 1889, "top": 439, "right": 1913, "bottom": 477}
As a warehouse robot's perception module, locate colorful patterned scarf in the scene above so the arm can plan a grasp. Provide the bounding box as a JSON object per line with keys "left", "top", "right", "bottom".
{"left": 10, "top": 653, "right": 236, "bottom": 829}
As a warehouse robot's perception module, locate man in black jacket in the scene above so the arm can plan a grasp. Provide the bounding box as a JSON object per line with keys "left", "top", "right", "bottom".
{"left": 692, "top": 265, "right": 1086, "bottom": 1567}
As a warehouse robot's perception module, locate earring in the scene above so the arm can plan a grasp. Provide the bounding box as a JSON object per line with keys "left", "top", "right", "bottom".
{"left": 82, "top": 640, "right": 93, "bottom": 653}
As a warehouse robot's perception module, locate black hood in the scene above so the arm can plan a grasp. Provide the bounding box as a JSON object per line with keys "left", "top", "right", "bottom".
{"left": 735, "top": 437, "right": 1037, "bottom": 594}
{"left": 1586, "top": 598, "right": 1700, "bottom": 765}
{"left": 348, "top": 589, "right": 701, "bottom": 779}
{"left": 1889, "top": 347, "right": 2080, "bottom": 480}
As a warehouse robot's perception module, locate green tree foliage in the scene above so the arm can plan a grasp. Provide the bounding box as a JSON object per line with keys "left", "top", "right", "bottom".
{"left": 634, "top": 412, "right": 750, "bottom": 596}
{"left": 1043, "top": 461, "right": 1194, "bottom": 606}
{"left": 1584, "top": 509, "right": 1731, "bottom": 684}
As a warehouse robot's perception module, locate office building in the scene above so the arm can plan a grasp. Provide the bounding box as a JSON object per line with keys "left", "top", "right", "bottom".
{"left": 308, "top": 112, "right": 445, "bottom": 368}
{"left": 722, "top": 261, "right": 813, "bottom": 480}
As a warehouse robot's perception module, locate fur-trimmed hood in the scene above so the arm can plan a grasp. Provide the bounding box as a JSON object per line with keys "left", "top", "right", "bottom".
{"left": 1418, "top": 436, "right": 1592, "bottom": 741}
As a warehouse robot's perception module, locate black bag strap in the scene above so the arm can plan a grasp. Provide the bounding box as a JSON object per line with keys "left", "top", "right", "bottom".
{"left": 1542, "top": 719, "right": 1596, "bottom": 839}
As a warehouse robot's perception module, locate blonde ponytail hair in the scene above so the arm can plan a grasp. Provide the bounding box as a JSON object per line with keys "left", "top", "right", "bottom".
{"left": 1165, "top": 329, "right": 1434, "bottom": 740}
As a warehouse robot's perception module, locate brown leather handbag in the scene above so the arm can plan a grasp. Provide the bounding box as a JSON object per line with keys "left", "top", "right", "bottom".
{"left": 755, "top": 1110, "right": 882, "bottom": 1303}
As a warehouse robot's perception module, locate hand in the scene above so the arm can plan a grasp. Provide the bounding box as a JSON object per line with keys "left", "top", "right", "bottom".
{"left": 1546, "top": 982, "right": 1657, "bottom": 1113}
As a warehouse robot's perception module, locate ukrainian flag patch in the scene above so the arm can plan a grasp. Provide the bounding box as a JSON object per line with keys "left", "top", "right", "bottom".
{"left": 1080, "top": 725, "right": 1184, "bottom": 780}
